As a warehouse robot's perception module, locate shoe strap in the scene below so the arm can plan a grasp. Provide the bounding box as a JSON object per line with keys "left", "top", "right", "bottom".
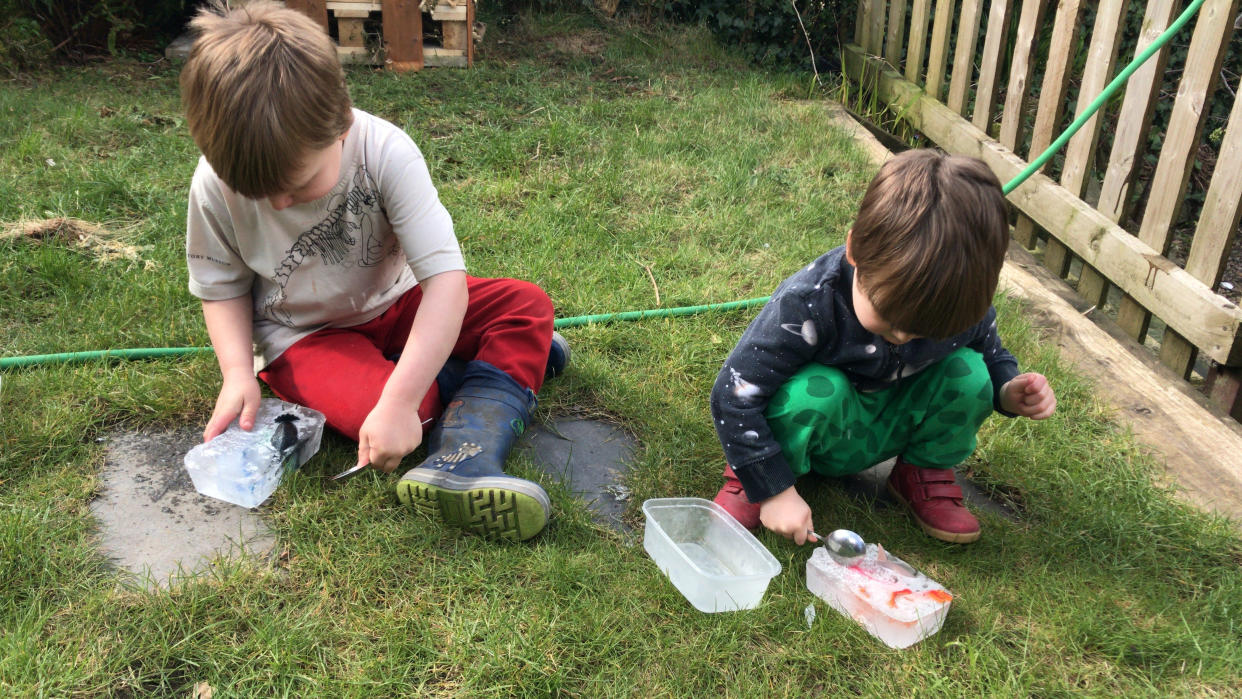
{"left": 914, "top": 482, "right": 965, "bottom": 503}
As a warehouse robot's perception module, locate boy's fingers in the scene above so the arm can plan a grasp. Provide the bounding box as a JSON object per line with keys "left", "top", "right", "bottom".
{"left": 239, "top": 402, "right": 259, "bottom": 430}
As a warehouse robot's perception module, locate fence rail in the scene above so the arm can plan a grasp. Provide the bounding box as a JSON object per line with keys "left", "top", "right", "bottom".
{"left": 842, "top": 0, "right": 1242, "bottom": 415}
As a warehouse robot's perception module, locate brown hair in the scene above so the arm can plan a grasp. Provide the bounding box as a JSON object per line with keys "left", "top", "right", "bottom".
{"left": 180, "top": 1, "right": 353, "bottom": 198}
{"left": 848, "top": 149, "right": 1009, "bottom": 339}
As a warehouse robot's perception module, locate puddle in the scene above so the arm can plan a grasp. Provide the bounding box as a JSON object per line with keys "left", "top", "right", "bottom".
{"left": 90, "top": 428, "right": 274, "bottom": 589}
{"left": 519, "top": 418, "right": 638, "bottom": 531}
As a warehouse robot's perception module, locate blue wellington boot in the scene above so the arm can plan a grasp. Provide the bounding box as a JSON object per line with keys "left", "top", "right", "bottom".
{"left": 396, "top": 361, "right": 550, "bottom": 541}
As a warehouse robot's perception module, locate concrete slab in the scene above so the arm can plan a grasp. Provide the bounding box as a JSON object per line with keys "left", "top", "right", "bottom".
{"left": 90, "top": 429, "right": 275, "bottom": 589}
{"left": 519, "top": 418, "right": 638, "bottom": 531}
{"left": 827, "top": 457, "right": 1020, "bottom": 523}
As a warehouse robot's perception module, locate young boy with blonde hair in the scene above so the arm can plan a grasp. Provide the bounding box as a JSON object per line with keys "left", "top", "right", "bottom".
{"left": 181, "top": 1, "right": 567, "bottom": 541}
{"left": 711, "top": 149, "right": 1056, "bottom": 545}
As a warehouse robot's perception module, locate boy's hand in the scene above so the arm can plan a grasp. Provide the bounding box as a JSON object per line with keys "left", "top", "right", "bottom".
{"left": 356, "top": 398, "right": 424, "bottom": 474}
{"left": 759, "top": 486, "right": 815, "bottom": 545}
{"left": 203, "top": 370, "right": 261, "bottom": 442}
{"left": 999, "top": 372, "right": 1057, "bottom": 419}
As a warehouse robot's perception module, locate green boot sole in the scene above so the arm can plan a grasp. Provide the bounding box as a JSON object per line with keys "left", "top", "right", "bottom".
{"left": 396, "top": 472, "right": 550, "bottom": 542}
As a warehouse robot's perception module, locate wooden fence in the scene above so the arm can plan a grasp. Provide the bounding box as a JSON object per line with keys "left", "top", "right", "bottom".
{"left": 842, "top": 0, "right": 1242, "bottom": 417}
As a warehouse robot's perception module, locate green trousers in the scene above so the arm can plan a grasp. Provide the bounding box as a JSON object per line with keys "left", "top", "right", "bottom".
{"left": 765, "top": 348, "right": 993, "bottom": 477}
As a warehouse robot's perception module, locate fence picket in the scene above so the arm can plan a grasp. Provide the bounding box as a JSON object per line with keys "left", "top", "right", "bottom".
{"left": 972, "top": 0, "right": 1015, "bottom": 132}
{"left": 1098, "top": 0, "right": 1181, "bottom": 224}
{"left": 1011, "top": 0, "right": 1082, "bottom": 252}
{"left": 998, "top": 0, "right": 1050, "bottom": 151}
{"left": 886, "top": 0, "right": 910, "bottom": 67}
{"left": 947, "top": 0, "right": 984, "bottom": 114}
{"left": 905, "top": 0, "right": 934, "bottom": 83}
{"left": 868, "top": 0, "right": 888, "bottom": 55}
{"left": 925, "top": 0, "right": 957, "bottom": 100}
{"left": 1185, "top": 98, "right": 1242, "bottom": 287}
{"left": 1060, "top": 0, "right": 1127, "bottom": 304}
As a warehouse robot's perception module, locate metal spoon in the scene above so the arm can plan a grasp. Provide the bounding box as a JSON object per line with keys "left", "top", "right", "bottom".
{"left": 809, "top": 528, "right": 867, "bottom": 565}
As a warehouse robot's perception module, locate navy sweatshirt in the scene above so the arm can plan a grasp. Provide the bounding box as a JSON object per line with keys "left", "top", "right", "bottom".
{"left": 710, "top": 246, "right": 1020, "bottom": 502}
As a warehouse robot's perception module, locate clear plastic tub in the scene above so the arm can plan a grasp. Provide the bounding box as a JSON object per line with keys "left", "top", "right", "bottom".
{"left": 642, "top": 497, "right": 781, "bottom": 612}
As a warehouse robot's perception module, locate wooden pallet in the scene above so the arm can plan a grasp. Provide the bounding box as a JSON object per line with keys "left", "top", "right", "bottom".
{"left": 286, "top": 0, "right": 474, "bottom": 71}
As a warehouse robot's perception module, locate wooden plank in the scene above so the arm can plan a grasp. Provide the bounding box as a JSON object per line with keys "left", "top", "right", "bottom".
{"left": 999, "top": 243, "right": 1242, "bottom": 527}
{"left": 338, "top": 17, "right": 366, "bottom": 47}
{"left": 466, "top": 0, "right": 474, "bottom": 66}
{"left": 971, "top": 0, "right": 1015, "bottom": 133}
{"left": 855, "top": 0, "right": 868, "bottom": 46}
{"left": 332, "top": 9, "right": 371, "bottom": 18}
{"left": 946, "top": 0, "right": 984, "bottom": 115}
{"left": 1057, "top": 0, "right": 1125, "bottom": 305}
{"left": 905, "top": 0, "right": 933, "bottom": 83}
{"left": 1207, "top": 365, "right": 1242, "bottom": 421}
{"left": 441, "top": 21, "right": 469, "bottom": 52}
{"left": 382, "top": 0, "right": 423, "bottom": 71}
{"left": 1011, "top": 0, "right": 1082, "bottom": 262}
{"left": 285, "top": 0, "right": 330, "bottom": 31}
{"left": 1185, "top": 90, "right": 1242, "bottom": 286}
{"left": 867, "top": 0, "right": 887, "bottom": 55}
{"left": 842, "top": 46, "right": 1242, "bottom": 363}
{"left": 431, "top": 4, "right": 468, "bottom": 21}
{"left": 1076, "top": 268, "right": 1109, "bottom": 308}
{"left": 1136, "top": 0, "right": 1239, "bottom": 255}
{"left": 336, "top": 45, "right": 375, "bottom": 64}
{"left": 924, "top": 0, "right": 955, "bottom": 101}
{"left": 1097, "top": 0, "right": 1180, "bottom": 223}
{"left": 1060, "top": 0, "right": 1126, "bottom": 197}
{"left": 327, "top": 1, "right": 380, "bottom": 12}
{"left": 997, "top": 0, "right": 1049, "bottom": 151}
{"left": 885, "top": 0, "right": 909, "bottom": 68}
{"left": 1159, "top": 331, "right": 1197, "bottom": 379}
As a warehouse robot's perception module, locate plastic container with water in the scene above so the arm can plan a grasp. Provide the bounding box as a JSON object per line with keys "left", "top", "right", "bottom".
{"left": 642, "top": 497, "right": 781, "bottom": 613}
{"left": 184, "top": 399, "right": 325, "bottom": 508}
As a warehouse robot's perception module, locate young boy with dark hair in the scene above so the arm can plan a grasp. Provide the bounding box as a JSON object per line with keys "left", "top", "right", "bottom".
{"left": 181, "top": 1, "right": 567, "bottom": 541}
{"left": 711, "top": 149, "right": 1056, "bottom": 545}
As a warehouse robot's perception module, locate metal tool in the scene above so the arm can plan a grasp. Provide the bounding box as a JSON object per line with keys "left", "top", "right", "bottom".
{"left": 329, "top": 417, "right": 434, "bottom": 480}
{"left": 809, "top": 528, "right": 867, "bottom": 565}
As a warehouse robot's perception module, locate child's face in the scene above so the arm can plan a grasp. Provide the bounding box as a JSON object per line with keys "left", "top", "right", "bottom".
{"left": 851, "top": 272, "right": 920, "bottom": 345}
{"left": 267, "top": 136, "right": 345, "bottom": 211}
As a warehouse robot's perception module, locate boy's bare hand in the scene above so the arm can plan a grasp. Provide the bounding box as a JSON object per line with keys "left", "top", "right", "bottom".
{"left": 759, "top": 486, "right": 815, "bottom": 545}
{"left": 356, "top": 398, "right": 424, "bottom": 474}
{"left": 999, "top": 372, "right": 1057, "bottom": 419}
{"left": 203, "top": 371, "right": 261, "bottom": 442}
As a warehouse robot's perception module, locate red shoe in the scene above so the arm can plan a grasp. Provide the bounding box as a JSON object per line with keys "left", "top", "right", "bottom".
{"left": 886, "top": 458, "right": 980, "bottom": 543}
{"left": 713, "top": 464, "right": 760, "bottom": 530}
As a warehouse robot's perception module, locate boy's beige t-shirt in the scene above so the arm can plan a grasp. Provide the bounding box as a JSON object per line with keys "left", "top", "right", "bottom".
{"left": 185, "top": 108, "right": 465, "bottom": 370}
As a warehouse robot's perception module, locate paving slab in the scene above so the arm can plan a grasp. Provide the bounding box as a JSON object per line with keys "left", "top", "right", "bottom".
{"left": 91, "top": 429, "right": 275, "bottom": 589}
{"left": 519, "top": 418, "right": 638, "bottom": 531}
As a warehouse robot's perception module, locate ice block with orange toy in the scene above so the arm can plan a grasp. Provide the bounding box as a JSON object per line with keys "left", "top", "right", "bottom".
{"left": 806, "top": 544, "right": 952, "bottom": 648}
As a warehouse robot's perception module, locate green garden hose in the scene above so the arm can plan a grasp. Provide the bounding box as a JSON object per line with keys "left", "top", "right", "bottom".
{"left": 0, "top": 0, "right": 1206, "bottom": 371}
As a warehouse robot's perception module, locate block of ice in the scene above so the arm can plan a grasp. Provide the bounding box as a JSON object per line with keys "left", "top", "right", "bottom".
{"left": 183, "top": 399, "right": 325, "bottom": 508}
{"left": 806, "top": 543, "right": 952, "bottom": 649}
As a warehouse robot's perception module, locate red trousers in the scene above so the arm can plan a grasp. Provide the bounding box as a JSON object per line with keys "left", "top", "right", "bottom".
{"left": 258, "top": 275, "right": 554, "bottom": 441}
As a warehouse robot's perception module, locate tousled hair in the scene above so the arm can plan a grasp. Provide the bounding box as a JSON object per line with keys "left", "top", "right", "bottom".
{"left": 180, "top": 1, "right": 353, "bottom": 198}
{"left": 849, "top": 149, "right": 1009, "bottom": 339}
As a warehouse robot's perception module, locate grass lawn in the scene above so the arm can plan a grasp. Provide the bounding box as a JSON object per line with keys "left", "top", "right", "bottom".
{"left": 2, "top": 10, "right": 1241, "bottom": 696}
